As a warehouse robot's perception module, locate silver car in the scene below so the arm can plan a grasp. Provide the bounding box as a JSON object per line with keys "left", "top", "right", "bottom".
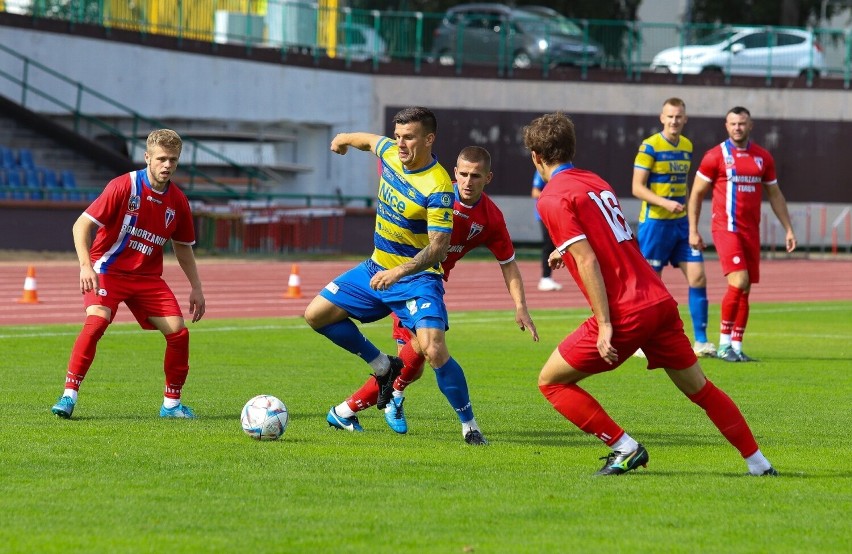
{"left": 650, "top": 27, "right": 826, "bottom": 77}
{"left": 336, "top": 22, "right": 390, "bottom": 62}
{"left": 430, "top": 3, "right": 603, "bottom": 69}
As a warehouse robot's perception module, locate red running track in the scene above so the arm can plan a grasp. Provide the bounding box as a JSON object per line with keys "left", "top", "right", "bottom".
{"left": 1, "top": 258, "right": 851, "bottom": 326}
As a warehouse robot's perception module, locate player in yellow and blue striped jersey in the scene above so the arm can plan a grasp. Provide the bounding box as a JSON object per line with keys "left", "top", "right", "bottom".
{"left": 304, "top": 107, "right": 488, "bottom": 445}
{"left": 631, "top": 98, "right": 715, "bottom": 358}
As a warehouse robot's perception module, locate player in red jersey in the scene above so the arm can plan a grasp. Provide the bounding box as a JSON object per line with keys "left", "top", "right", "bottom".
{"left": 688, "top": 107, "right": 797, "bottom": 362}
{"left": 50, "top": 129, "right": 206, "bottom": 420}
{"left": 330, "top": 146, "right": 539, "bottom": 434}
{"left": 525, "top": 112, "right": 777, "bottom": 476}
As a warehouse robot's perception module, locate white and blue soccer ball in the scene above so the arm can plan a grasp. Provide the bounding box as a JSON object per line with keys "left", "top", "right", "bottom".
{"left": 241, "top": 395, "right": 289, "bottom": 441}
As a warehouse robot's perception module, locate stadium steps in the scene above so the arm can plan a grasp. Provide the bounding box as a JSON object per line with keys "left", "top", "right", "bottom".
{"left": 0, "top": 112, "right": 117, "bottom": 194}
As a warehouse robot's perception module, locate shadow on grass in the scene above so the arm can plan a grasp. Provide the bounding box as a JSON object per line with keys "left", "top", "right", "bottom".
{"left": 634, "top": 469, "right": 852, "bottom": 479}
{"left": 497, "top": 430, "right": 721, "bottom": 448}
{"left": 702, "top": 355, "right": 852, "bottom": 363}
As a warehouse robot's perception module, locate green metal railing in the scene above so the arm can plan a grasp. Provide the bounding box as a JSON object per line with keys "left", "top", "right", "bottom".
{"left": 0, "top": 42, "right": 268, "bottom": 196}
{"left": 6, "top": 1, "right": 850, "bottom": 88}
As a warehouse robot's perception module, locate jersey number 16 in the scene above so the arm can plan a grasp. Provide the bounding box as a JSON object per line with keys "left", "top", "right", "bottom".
{"left": 587, "top": 191, "right": 634, "bottom": 243}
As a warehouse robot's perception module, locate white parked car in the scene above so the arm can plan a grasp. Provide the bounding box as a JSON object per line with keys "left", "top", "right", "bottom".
{"left": 650, "top": 27, "right": 826, "bottom": 77}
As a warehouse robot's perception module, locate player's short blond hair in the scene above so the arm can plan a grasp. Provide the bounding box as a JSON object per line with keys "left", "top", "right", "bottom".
{"left": 147, "top": 129, "right": 183, "bottom": 154}
{"left": 663, "top": 97, "right": 686, "bottom": 110}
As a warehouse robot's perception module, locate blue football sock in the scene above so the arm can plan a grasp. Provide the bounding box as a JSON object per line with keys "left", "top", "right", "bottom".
{"left": 316, "top": 319, "right": 381, "bottom": 363}
{"left": 688, "top": 286, "right": 709, "bottom": 343}
{"left": 434, "top": 357, "right": 474, "bottom": 423}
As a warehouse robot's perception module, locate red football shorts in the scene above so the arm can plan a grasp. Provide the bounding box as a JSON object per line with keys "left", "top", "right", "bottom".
{"left": 390, "top": 312, "right": 413, "bottom": 345}
{"left": 712, "top": 229, "right": 761, "bottom": 283}
{"left": 558, "top": 298, "right": 697, "bottom": 374}
{"left": 83, "top": 273, "right": 183, "bottom": 330}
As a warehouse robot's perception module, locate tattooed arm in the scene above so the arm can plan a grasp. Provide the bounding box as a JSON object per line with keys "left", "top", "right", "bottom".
{"left": 369, "top": 230, "right": 450, "bottom": 291}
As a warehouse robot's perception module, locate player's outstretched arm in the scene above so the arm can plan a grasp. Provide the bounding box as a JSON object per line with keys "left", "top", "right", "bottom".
{"left": 499, "top": 260, "right": 538, "bottom": 342}
{"left": 330, "top": 132, "right": 381, "bottom": 156}
{"left": 172, "top": 241, "right": 206, "bottom": 323}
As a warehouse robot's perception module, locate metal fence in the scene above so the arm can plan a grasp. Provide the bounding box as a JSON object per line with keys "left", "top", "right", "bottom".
{"left": 193, "top": 203, "right": 346, "bottom": 254}
{"left": 4, "top": 1, "right": 851, "bottom": 87}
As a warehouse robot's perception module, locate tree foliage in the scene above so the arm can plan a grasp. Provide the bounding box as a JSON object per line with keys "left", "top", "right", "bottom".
{"left": 689, "top": 0, "right": 837, "bottom": 26}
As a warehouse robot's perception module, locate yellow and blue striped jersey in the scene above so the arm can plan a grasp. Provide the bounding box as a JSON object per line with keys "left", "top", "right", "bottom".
{"left": 634, "top": 133, "right": 692, "bottom": 222}
{"left": 372, "top": 136, "right": 454, "bottom": 274}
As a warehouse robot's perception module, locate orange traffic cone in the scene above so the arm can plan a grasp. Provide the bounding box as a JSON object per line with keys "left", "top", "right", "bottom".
{"left": 17, "top": 265, "right": 41, "bottom": 304}
{"left": 284, "top": 264, "right": 302, "bottom": 299}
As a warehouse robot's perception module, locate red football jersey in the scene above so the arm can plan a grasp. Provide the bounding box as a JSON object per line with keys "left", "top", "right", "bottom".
{"left": 85, "top": 170, "right": 195, "bottom": 276}
{"left": 442, "top": 185, "right": 515, "bottom": 280}
{"left": 696, "top": 139, "right": 777, "bottom": 233}
{"left": 537, "top": 165, "right": 671, "bottom": 319}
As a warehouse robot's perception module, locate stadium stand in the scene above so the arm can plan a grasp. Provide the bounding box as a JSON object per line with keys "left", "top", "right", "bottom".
{"left": 0, "top": 146, "right": 15, "bottom": 169}
{"left": 5, "top": 166, "right": 25, "bottom": 199}
{"left": 0, "top": 143, "right": 80, "bottom": 202}
{"left": 42, "top": 169, "right": 63, "bottom": 201}
{"left": 18, "top": 148, "right": 35, "bottom": 170}
{"left": 59, "top": 169, "right": 84, "bottom": 201}
{"left": 24, "top": 168, "right": 41, "bottom": 200}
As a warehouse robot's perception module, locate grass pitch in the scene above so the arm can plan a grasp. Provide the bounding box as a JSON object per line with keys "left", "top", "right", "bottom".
{"left": 1, "top": 302, "right": 850, "bottom": 553}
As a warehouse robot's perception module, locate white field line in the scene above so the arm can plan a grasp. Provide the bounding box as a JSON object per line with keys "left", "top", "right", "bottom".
{"left": 1, "top": 306, "right": 850, "bottom": 340}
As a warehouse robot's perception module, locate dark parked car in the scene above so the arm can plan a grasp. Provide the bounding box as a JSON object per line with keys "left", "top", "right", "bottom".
{"left": 429, "top": 3, "right": 603, "bottom": 69}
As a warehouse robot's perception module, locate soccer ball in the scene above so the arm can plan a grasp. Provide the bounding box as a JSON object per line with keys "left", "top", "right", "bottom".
{"left": 240, "top": 395, "right": 289, "bottom": 441}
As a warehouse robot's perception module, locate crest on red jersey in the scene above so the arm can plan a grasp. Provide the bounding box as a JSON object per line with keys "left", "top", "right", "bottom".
{"left": 754, "top": 156, "right": 764, "bottom": 170}
{"left": 165, "top": 207, "right": 175, "bottom": 227}
{"left": 467, "top": 223, "right": 484, "bottom": 241}
{"left": 128, "top": 195, "right": 141, "bottom": 212}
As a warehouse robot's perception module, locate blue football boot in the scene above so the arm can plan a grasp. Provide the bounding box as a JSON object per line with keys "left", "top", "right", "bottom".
{"left": 51, "top": 395, "right": 76, "bottom": 419}
{"left": 384, "top": 396, "right": 408, "bottom": 434}
{"left": 327, "top": 407, "right": 363, "bottom": 432}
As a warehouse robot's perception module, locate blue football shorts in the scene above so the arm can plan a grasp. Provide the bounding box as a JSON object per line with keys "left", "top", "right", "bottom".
{"left": 637, "top": 218, "right": 703, "bottom": 271}
{"left": 319, "top": 259, "right": 449, "bottom": 331}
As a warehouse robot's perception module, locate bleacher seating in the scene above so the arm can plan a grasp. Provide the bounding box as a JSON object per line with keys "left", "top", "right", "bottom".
{"left": 59, "top": 169, "right": 76, "bottom": 189}
{"left": 6, "top": 168, "right": 25, "bottom": 200}
{"left": 18, "top": 149, "right": 35, "bottom": 170}
{"left": 42, "top": 169, "right": 64, "bottom": 201}
{"left": 0, "top": 147, "right": 15, "bottom": 170}
{"left": 0, "top": 145, "right": 79, "bottom": 202}
{"left": 60, "top": 169, "right": 82, "bottom": 200}
{"left": 24, "top": 169, "right": 43, "bottom": 200}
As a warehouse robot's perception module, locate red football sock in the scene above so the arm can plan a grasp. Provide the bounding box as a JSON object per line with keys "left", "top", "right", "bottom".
{"left": 688, "top": 379, "right": 759, "bottom": 458}
{"left": 346, "top": 378, "right": 379, "bottom": 412}
{"left": 345, "top": 341, "right": 428, "bottom": 412}
{"left": 163, "top": 328, "right": 190, "bottom": 400}
{"left": 394, "top": 340, "right": 425, "bottom": 392}
{"left": 732, "top": 292, "right": 750, "bottom": 343}
{"left": 65, "top": 315, "right": 109, "bottom": 390}
{"left": 539, "top": 383, "right": 624, "bottom": 446}
{"left": 720, "top": 285, "right": 744, "bottom": 336}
